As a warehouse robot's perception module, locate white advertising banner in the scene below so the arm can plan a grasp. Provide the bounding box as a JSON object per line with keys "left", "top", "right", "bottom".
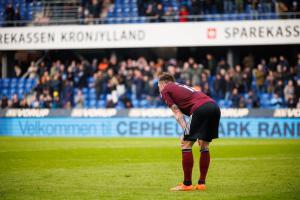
{"left": 0, "top": 19, "right": 299, "bottom": 50}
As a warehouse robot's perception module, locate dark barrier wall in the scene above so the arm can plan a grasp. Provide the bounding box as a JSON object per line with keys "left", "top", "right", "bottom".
{"left": 0, "top": 117, "right": 299, "bottom": 138}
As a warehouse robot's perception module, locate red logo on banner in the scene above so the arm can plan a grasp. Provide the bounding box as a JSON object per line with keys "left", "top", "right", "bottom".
{"left": 207, "top": 28, "right": 217, "bottom": 39}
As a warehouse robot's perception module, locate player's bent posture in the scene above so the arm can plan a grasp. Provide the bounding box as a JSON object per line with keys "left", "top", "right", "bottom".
{"left": 158, "top": 73, "right": 221, "bottom": 191}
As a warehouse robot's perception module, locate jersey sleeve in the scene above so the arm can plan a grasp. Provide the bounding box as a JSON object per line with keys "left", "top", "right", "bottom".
{"left": 161, "top": 90, "right": 175, "bottom": 108}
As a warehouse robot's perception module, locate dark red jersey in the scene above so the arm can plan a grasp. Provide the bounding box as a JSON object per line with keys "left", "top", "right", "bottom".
{"left": 160, "top": 82, "right": 215, "bottom": 116}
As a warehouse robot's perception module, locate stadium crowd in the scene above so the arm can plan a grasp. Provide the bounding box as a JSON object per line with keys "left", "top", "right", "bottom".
{"left": 80, "top": 0, "right": 300, "bottom": 23}
{"left": 1, "top": 52, "right": 300, "bottom": 109}
{"left": 2, "top": 0, "right": 300, "bottom": 26}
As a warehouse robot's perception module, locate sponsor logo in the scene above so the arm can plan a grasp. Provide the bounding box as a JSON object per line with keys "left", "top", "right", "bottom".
{"left": 71, "top": 109, "right": 117, "bottom": 117}
{"left": 273, "top": 109, "right": 300, "bottom": 118}
{"left": 5, "top": 109, "right": 49, "bottom": 117}
{"left": 207, "top": 28, "right": 217, "bottom": 39}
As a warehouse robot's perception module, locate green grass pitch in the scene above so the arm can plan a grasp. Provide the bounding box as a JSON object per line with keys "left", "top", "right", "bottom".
{"left": 0, "top": 137, "right": 299, "bottom": 200}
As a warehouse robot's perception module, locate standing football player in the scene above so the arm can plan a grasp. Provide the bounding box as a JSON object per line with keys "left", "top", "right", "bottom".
{"left": 158, "top": 73, "right": 221, "bottom": 191}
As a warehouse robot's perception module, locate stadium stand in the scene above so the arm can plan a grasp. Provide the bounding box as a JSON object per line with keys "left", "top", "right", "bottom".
{"left": 0, "top": 0, "right": 299, "bottom": 26}
{"left": 1, "top": 53, "right": 300, "bottom": 109}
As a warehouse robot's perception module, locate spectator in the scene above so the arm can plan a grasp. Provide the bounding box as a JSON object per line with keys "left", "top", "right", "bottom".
{"left": 13, "top": 65, "right": 22, "bottom": 78}
{"left": 291, "top": 1, "right": 300, "bottom": 18}
{"left": 295, "top": 59, "right": 300, "bottom": 78}
{"left": 23, "top": 61, "right": 38, "bottom": 79}
{"left": 297, "top": 97, "right": 300, "bottom": 108}
{"left": 155, "top": 3, "right": 164, "bottom": 22}
{"left": 191, "top": 0, "right": 202, "bottom": 15}
{"left": 214, "top": 73, "right": 226, "bottom": 99}
{"left": 261, "top": 0, "right": 273, "bottom": 13}
{"left": 232, "top": 65, "right": 243, "bottom": 92}
{"left": 14, "top": 8, "right": 21, "bottom": 26}
{"left": 286, "top": 95, "right": 296, "bottom": 108}
{"left": 249, "top": 0, "right": 259, "bottom": 19}
{"left": 206, "top": 54, "right": 217, "bottom": 75}
{"left": 215, "top": 0, "right": 224, "bottom": 14}
{"left": 145, "top": 79, "right": 158, "bottom": 107}
{"left": 179, "top": 6, "right": 189, "bottom": 22}
{"left": 20, "top": 98, "right": 28, "bottom": 108}
{"left": 203, "top": 82, "right": 211, "bottom": 97}
{"left": 284, "top": 80, "right": 295, "bottom": 102}
{"left": 224, "top": 0, "right": 234, "bottom": 13}
{"left": 230, "top": 88, "right": 240, "bottom": 108}
{"left": 164, "top": 7, "right": 176, "bottom": 22}
{"left": 265, "top": 71, "right": 275, "bottom": 94}
{"left": 224, "top": 74, "right": 234, "bottom": 100}
{"left": 268, "top": 56, "right": 278, "bottom": 71}
{"left": 181, "top": 62, "right": 192, "bottom": 84}
{"left": 51, "top": 73, "right": 62, "bottom": 93}
{"left": 254, "top": 64, "right": 265, "bottom": 92}
{"left": 275, "top": 0, "right": 288, "bottom": 14}
{"left": 38, "top": 62, "right": 48, "bottom": 78}
{"left": 242, "top": 67, "right": 252, "bottom": 92}
{"left": 76, "top": 62, "right": 88, "bottom": 89}
{"left": 74, "top": 89, "right": 84, "bottom": 108}
{"left": 52, "top": 92, "right": 62, "bottom": 108}
{"left": 5, "top": 4, "right": 15, "bottom": 27}
{"left": 270, "top": 92, "right": 283, "bottom": 108}
{"left": 279, "top": 55, "right": 289, "bottom": 68}
{"left": 275, "top": 64, "right": 284, "bottom": 81}
{"left": 133, "top": 70, "right": 144, "bottom": 100}
{"left": 239, "top": 96, "right": 246, "bottom": 108}
{"left": 243, "top": 54, "right": 255, "bottom": 69}
{"left": 145, "top": 4, "right": 155, "bottom": 22}
{"left": 11, "top": 94, "right": 20, "bottom": 108}
{"left": 204, "top": 0, "right": 216, "bottom": 14}
{"left": 62, "top": 80, "right": 74, "bottom": 107}
{"left": 1, "top": 96, "right": 9, "bottom": 108}
{"left": 88, "top": 0, "right": 101, "bottom": 18}
{"left": 98, "top": 58, "right": 109, "bottom": 71}
{"left": 274, "top": 79, "right": 285, "bottom": 98}
{"left": 191, "top": 63, "right": 203, "bottom": 86}
{"left": 295, "top": 79, "right": 300, "bottom": 103}
{"left": 43, "top": 89, "right": 53, "bottom": 108}
{"left": 94, "top": 71, "right": 104, "bottom": 100}
{"left": 246, "top": 90, "right": 260, "bottom": 108}
{"left": 235, "top": 0, "right": 244, "bottom": 13}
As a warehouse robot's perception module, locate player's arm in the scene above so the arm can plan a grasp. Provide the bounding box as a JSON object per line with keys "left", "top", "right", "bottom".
{"left": 170, "top": 104, "right": 189, "bottom": 135}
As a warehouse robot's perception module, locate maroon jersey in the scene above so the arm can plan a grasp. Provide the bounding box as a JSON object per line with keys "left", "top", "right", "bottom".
{"left": 161, "top": 82, "right": 215, "bottom": 116}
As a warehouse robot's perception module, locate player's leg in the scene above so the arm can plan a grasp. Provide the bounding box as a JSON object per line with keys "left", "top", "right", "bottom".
{"left": 196, "top": 139, "right": 210, "bottom": 190}
{"left": 181, "top": 138, "right": 195, "bottom": 186}
{"left": 170, "top": 138, "right": 194, "bottom": 191}
{"left": 195, "top": 102, "right": 220, "bottom": 190}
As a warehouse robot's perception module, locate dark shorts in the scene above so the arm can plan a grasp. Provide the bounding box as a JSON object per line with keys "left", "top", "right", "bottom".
{"left": 184, "top": 102, "right": 221, "bottom": 142}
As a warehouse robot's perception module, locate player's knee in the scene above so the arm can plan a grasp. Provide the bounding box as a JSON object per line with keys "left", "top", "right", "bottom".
{"left": 198, "top": 140, "right": 209, "bottom": 150}
{"left": 181, "top": 140, "right": 194, "bottom": 149}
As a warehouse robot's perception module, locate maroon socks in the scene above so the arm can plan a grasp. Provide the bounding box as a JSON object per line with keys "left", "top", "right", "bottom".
{"left": 182, "top": 149, "right": 194, "bottom": 186}
{"left": 198, "top": 148, "right": 210, "bottom": 184}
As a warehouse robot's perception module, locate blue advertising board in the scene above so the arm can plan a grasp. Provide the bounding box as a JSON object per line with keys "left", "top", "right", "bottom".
{"left": 0, "top": 117, "right": 299, "bottom": 138}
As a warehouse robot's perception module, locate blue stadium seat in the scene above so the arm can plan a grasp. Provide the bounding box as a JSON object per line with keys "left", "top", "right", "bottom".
{"left": 97, "top": 100, "right": 106, "bottom": 108}
{"left": 88, "top": 99, "right": 97, "bottom": 108}
{"left": 140, "top": 99, "right": 149, "bottom": 108}
{"left": 132, "top": 99, "right": 139, "bottom": 107}
{"left": 116, "top": 102, "right": 125, "bottom": 109}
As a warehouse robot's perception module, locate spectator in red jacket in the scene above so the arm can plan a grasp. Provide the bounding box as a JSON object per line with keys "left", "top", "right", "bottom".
{"left": 179, "top": 6, "right": 189, "bottom": 22}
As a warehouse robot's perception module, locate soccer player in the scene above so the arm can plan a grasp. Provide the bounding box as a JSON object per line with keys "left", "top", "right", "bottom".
{"left": 158, "top": 73, "right": 221, "bottom": 191}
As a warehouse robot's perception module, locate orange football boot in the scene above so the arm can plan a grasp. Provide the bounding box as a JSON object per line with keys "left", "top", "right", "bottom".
{"left": 170, "top": 183, "right": 193, "bottom": 191}
{"left": 194, "top": 184, "right": 206, "bottom": 191}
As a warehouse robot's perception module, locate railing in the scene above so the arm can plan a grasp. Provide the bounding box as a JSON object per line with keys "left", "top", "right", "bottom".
{"left": 0, "top": 12, "right": 299, "bottom": 27}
